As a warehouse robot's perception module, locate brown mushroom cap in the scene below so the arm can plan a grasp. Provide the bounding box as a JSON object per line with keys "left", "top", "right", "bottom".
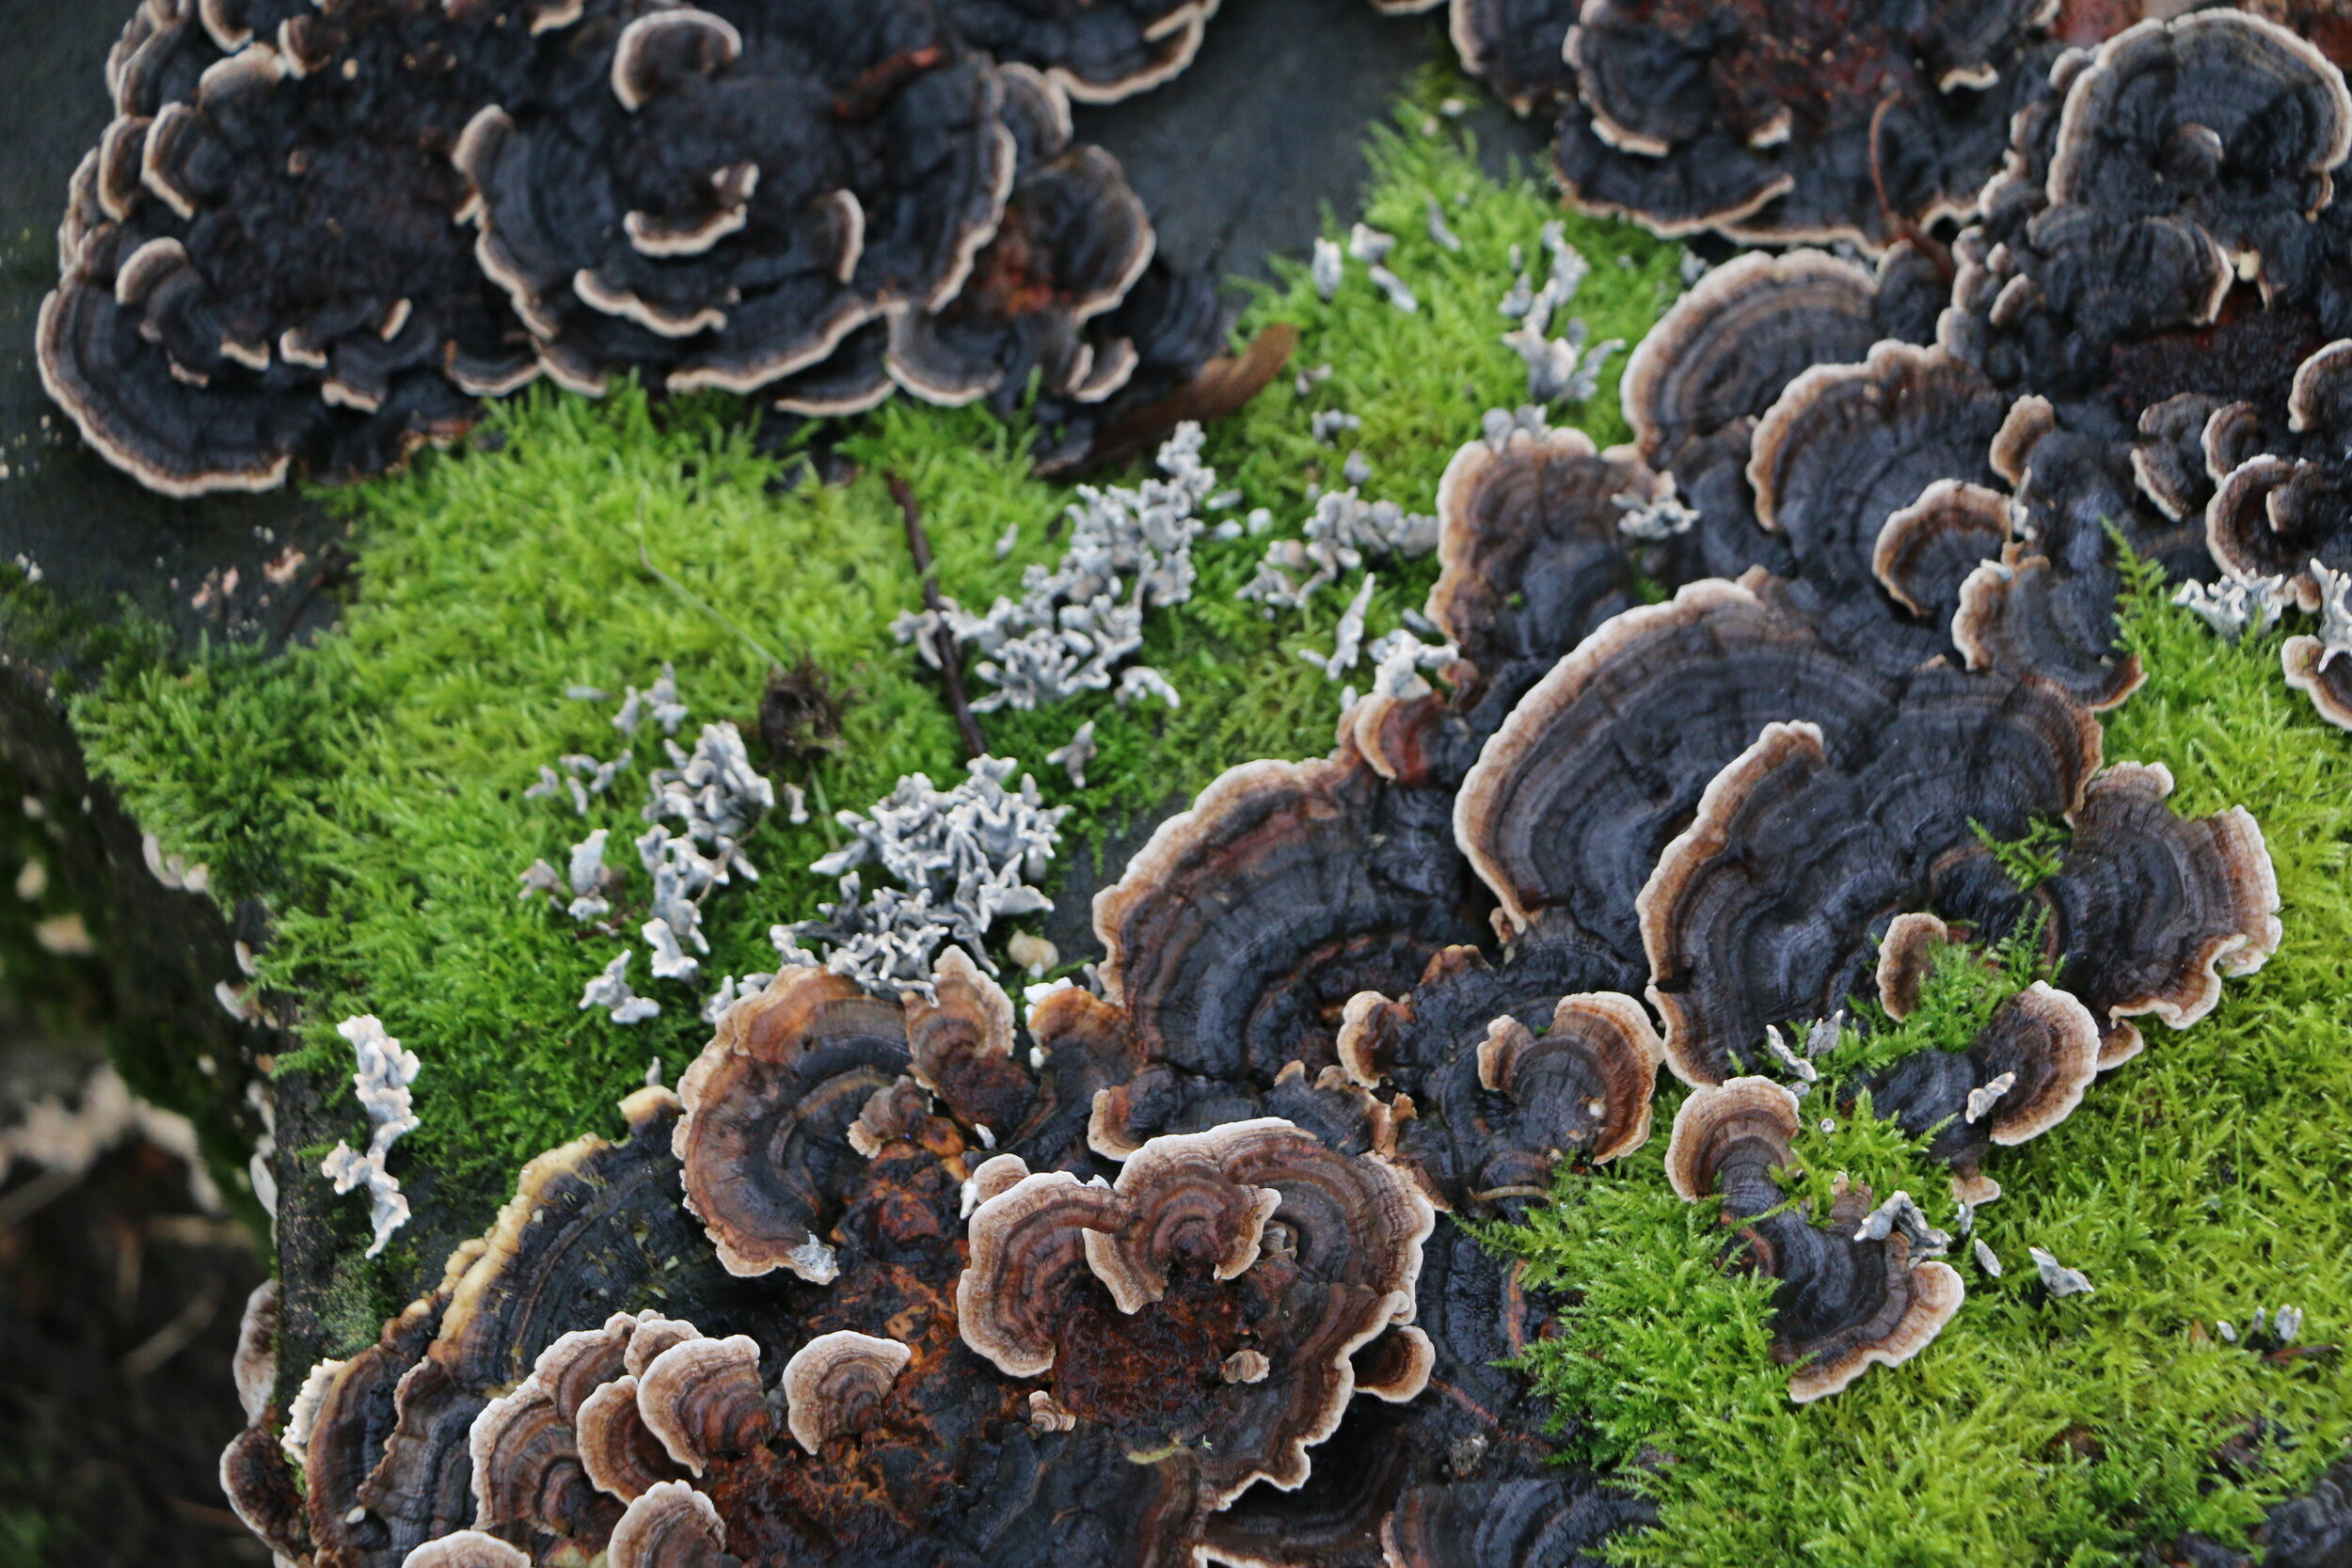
{"left": 2283, "top": 632, "right": 2352, "bottom": 729}
{"left": 904, "top": 945, "right": 1036, "bottom": 1139}
{"left": 1634, "top": 673, "right": 2102, "bottom": 1087}
{"left": 1093, "top": 741, "right": 1488, "bottom": 1084}
{"left": 1667, "top": 1080, "right": 1965, "bottom": 1402}
{"left": 467, "top": 1377, "right": 619, "bottom": 1544}
{"left": 607, "top": 1480, "right": 728, "bottom": 1568}
{"left": 351, "top": 1088, "right": 706, "bottom": 1567}
{"left": 675, "top": 966, "right": 913, "bottom": 1280}
{"left": 1553, "top": 0, "right": 2057, "bottom": 250}
{"left": 1746, "top": 342, "right": 2013, "bottom": 672}
{"left": 1663, "top": 1076, "right": 1801, "bottom": 1205}
{"left": 1449, "top": 0, "right": 1582, "bottom": 113}
{"left": 2045, "top": 12, "right": 2352, "bottom": 261}
{"left": 961, "top": 1117, "right": 1433, "bottom": 1505}
{"left": 1476, "top": 992, "right": 1665, "bottom": 1164}
{"left": 1424, "top": 421, "right": 1657, "bottom": 721}
{"left": 398, "top": 1530, "right": 532, "bottom": 1568}
{"left": 1876, "top": 911, "right": 1956, "bottom": 1020}
{"left": 779, "top": 1329, "right": 912, "bottom": 1453}
{"left": 220, "top": 1421, "right": 312, "bottom": 1565}
{"left": 1623, "top": 250, "right": 1883, "bottom": 470}
{"left": 576, "top": 1375, "right": 689, "bottom": 1504}
{"left": 944, "top": 0, "right": 1220, "bottom": 104}
{"left": 1872, "top": 479, "right": 2014, "bottom": 623}
{"left": 636, "top": 1336, "right": 772, "bottom": 1475}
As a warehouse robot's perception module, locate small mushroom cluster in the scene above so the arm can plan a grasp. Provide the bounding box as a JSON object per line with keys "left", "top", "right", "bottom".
{"left": 48, "top": 0, "right": 1218, "bottom": 494}
{"left": 1452, "top": 0, "right": 2067, "bottom": 250}
{"left": 1446, "top": 10, "right": 2352, "bottom": 734}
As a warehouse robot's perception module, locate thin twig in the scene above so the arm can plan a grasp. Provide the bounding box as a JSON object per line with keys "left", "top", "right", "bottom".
{"left": 886, "top": 471, "right": 988, "bottom": 759}
{"left": 634, "top": 502, "right": 783, "bottom": 670}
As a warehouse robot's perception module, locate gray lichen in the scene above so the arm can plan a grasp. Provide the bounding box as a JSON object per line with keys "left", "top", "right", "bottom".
{"left": 318, "top": 1015, "right": 420, "bottom": 1258}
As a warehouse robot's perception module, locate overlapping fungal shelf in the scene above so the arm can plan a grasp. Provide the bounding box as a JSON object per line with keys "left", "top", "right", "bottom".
{"left": 43, "top": 0, "right": 1227, "bottom": 494}
{"left": 183, "top": 5, "right": 2352, "bottom": 1566}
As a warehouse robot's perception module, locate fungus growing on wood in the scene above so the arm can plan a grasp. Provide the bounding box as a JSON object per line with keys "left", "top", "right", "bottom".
{"left": 1423, "top": 418, "right": 1660, "bottom": 726}
{"left": 958, "top": 1117, "right": 1434, "bottom": 1504}
{"left": 607, "top": 1481, "right": 727, "bottom": 1568}
{"left": 944, "top": 0, "right": 1221, "bottom": 103}
{"left": 1666, "top": 1078, "right": 1966, "bottom": 1402}
{"left": 1550, "top": 0, "right": 2058, "bottom": 250}
{"left": 1449, "top": 0, "right": 1582, "bottom": 113}
{"left": 635, "top": 1336, "right": 772, "bottom": 1475}
{"left": 675, "top": 967, "right": 914, "bottom": 1281}
{"left": 1456, "top": 578, "right": 1926, "bottom": 960}
{"left": 1938, "top": 762, "right": 2280, "bottom": 1067}
{"left": 1089, "top": 737, "right": 1488, "bottom": 1084}
{"left": 1634, "top": 704, "right": 2100, "bottom": 1087}
{"left": 779, "top": 1330, "right": 911, "bottom": 1453}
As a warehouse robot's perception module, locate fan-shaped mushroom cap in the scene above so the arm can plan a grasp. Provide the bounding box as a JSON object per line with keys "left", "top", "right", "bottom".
{"left": 467, "top": 1378, "right": 618, "bottom": 1543}
{"left": 1747, "top": 342, "right": 2013, "bottom": 670}
{"left": 1093, "top": 741, "right": 1487, "bottom": 1082}
{"left": 1554, "top": 0, "right": 2057, "bottom": 250}
{"left": 1636, "top": 692, "right": 2100, "bottom": 1086}
{"left": 2047, "top": 763, "right": 2280, "bottom": 1036}
{"left": 231, "top": 1278, "right": 278, "bottom": 1424}
{"left": 1424, "top": 421, "right": 1656, "bottom": 719}
{"left": 1669, "top": 1083, "right": 1964, "bottom": 1401}
{"left": 220, "top": 1421, "right": 311, "bottom": 1565}
{"left": 1663, "top": 1077, "right": 1802, "bottom": 1205}
{"left": 1623, "top": 250, "right": 1883, "bottom": 469}
{"left": 636, "top": 1336, "right": 771, "bottom": 1474}
{"left": 1873, "top": 480, "right": 2014, "bottom": 623}
{"left": 399, "top": 1530, "right": 531, "bottom": 1568}
{"left": 779, "top": 1330, "right": 912, "bottom": 1453}
{"left": 946, "top": 0, "right": 1220, "bottom": 104}
{"left": 623, "top": 1317, "right": 704, "bottom": 1380}
{"left": 607, "top": 1481, "right": 726, "bottom": 1568}
{"left": 961, "top": 1117, "right": 1432, "bottom": 1505}
{"left": 885, "top": 71, "right": 1155, "bottom": 413}
{"left": 1449, "top": 0, "right": 1581, "bottom": 113}
{"left": 350, "top": 1089, "right": 702, "bottom": 1566}
{"left": 2283, "top": 632, "right": 2352, "bottom": 728}
{"left": 531, "top": 1315, "right": 638, "bottom": 1422}
{"left": 1875, "top": 911, "right": 1953, "bottom": 1019}
{"left": 576, "top": 1375, "right": 688, "bottom": 1504}
{"left": 675, "top": 966, "right": 913, "bottom": 1280}
{"left": 904, "top": 945, "right": 1035, "bottom": 1138}
{"left": 957, "top": 1168, "right": 1122, "bottom": 1377}
{"left": 1475, "top": 992, "right": 1664, "bottom": 1164}
{"left": 2045, "top": 12, "right": 2351, "bottom": 265}
{"left": 1347, "top": 1325, "right": 1435, "bottom": 1403}
{"left": 304, "top": 1290, "right": 454, "bottom": 1568}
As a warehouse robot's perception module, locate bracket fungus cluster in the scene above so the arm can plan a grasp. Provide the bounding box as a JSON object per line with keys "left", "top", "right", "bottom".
{"left": 48, "top": 0, "right": 1219, "bottom": 494}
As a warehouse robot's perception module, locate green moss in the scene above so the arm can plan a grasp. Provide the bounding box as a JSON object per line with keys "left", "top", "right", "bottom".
{"left": 1499, "top": 574, "right": 2352, "bottom": 1566}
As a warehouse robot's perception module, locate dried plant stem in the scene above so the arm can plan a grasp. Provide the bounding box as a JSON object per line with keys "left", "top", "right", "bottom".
{"left": 886, "top": 471, "right": 989, "bottom": 760}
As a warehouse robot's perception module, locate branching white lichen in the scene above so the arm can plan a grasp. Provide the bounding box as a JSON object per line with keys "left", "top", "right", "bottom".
{"left": 1311, "top": 237, "right": 1343, "bottom": 302}
{"left": 1963, "top": 1070, "right": 2016, "bottom": 1124}
{"left": 1300, "top": 575, "right": 1378, "bottom": 679}
{"left": 2028, "top": 1245, "right": 2095, "bottom": 1296}
{"left": 1425, "top": 195, "right": 1463, "bottom": 253}
{"left": 1238, "top": 489, "right": 1438, "bottom": 614}
{"left": 1614, "top": 486, "right": 1702, "bottom": 543}
{"left": 2172, "top": 568, "right": 2293, "bottom": 642}
{"left": 893, "top": 425, "right": 1216, "bottom": 713}
{"left": 1047, "top": 720, "right": 1097, "bottom": 788}
{"left": 773, "top": 757, "right": 1069, "bottom": 997}
{"left": 1499, "top": 221, "right": 1623, "bottom": 404}
{"left": 580, "top": 950, "right": 660, "bottom": 1023}
{"left": 2308, "top": 558, "right": 2352, "bottom": 666}
{"left": 1851, "top": 1190, "right": 1951, "bottom": 1259}
{"left": 318, "top": 1015, "right": 420, "bottom": 1258}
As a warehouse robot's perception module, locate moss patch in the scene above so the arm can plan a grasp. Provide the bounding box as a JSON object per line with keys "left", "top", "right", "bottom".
{"left": 1501, "top": 575, "right": 2352, "bottom": 1566}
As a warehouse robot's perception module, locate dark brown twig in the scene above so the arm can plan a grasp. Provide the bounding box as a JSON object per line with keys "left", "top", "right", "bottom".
{"left": 1867, "top": 95, "right": 1955, "bottom": 283}
{"left": 886, "top": 471, "right": 989, "bottom": 760}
